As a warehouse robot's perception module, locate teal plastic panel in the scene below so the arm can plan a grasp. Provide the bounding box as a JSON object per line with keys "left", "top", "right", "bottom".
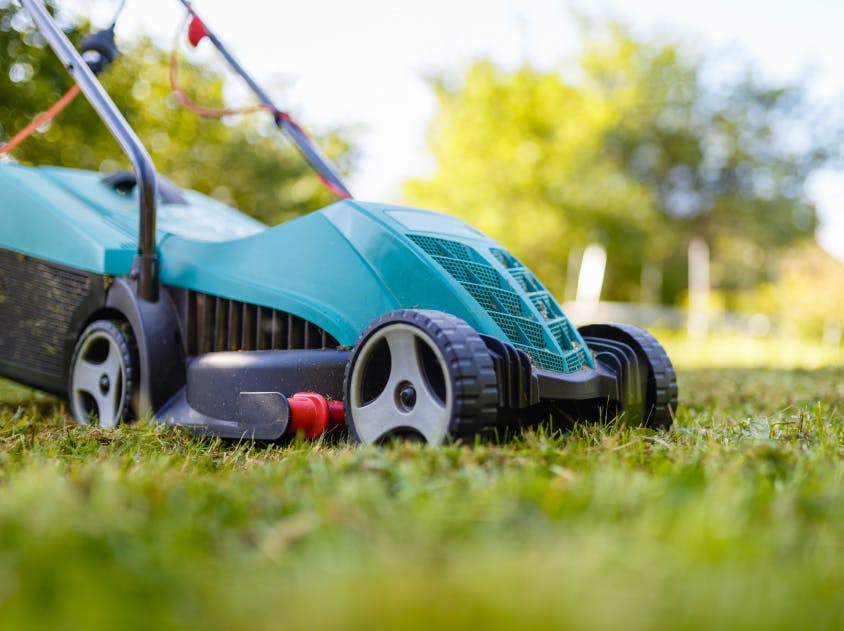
{"left": 41, "top": 166, "right": 265, "bottom": 243}
{"left": 0, "top": 164, "right": 136, "bottom": 274}
{"left": 0, "top": 164, "right": 265, "bottom": 275}
{"left": 158, "top": 202, "right": 494, "bottom": 346}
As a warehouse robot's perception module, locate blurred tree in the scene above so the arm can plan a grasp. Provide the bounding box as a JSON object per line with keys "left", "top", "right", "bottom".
{"left": 732, "top": 240, "right": 844, "bottom": 342}
{"left": 0, "top": 1, "right": 354, "bottom": 225}
{"left": 405, "top": 23, "right": 843, "bottom": 303}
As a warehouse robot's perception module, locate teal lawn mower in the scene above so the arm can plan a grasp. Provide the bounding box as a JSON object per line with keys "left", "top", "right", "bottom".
{"left": 0, "top": 0, "right": 677, "bottom": 445}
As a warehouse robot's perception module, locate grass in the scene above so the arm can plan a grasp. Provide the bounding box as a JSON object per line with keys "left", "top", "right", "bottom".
{"left": 0, "top": 336, "right": 842, "bottom": 630}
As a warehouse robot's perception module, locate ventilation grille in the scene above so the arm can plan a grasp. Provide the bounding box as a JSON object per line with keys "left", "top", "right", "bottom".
{"left": 172, "top": 289, "right": 339, "bottom": 356}
{"left": 0, "top": 249, "right": 91, "bottom": 379}
{"left": 407, "top": 235, "right": 588, "bottom": 373}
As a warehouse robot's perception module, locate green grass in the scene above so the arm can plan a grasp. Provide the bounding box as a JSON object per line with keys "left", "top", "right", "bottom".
{"left": 0, "top": 338, "right": 842, "bottom": 630}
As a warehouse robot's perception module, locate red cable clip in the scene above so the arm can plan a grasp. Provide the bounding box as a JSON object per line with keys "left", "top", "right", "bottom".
{"left": 188, "top": 16, "right": 209, "bottom": 47}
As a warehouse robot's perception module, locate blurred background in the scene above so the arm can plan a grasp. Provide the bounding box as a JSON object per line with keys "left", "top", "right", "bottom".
{"left": 2, "top": 0, "right": 842, "bottom": 356}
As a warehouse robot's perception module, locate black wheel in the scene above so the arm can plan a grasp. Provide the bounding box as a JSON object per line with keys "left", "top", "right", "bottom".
{"left": 344, "top": 310, "right": 499, "bottom": 445}
{"left": 578, "top": 323, "right": 678, "bottom": 429}
{"left": 68, "top": 319, "right": 137, "bottom": 428}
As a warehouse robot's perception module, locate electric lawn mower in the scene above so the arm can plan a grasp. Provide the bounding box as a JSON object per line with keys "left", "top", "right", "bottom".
{"left": 0, "top": 0, "right": 678, "bottom": 444}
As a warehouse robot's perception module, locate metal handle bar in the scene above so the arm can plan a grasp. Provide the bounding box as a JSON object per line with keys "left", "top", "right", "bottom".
{"left": 21, "top": 0, "right": 160, "bottom": 301}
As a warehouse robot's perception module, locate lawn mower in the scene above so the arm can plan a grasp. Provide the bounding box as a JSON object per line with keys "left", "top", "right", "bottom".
{"left": 0, "top": 0, "right": 678, "bottom": 445}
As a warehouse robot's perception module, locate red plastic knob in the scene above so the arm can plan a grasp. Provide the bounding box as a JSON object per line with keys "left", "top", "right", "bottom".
{"left": 288, "top": 392, "right": 328, "bottom": 439}
{"left": 287, "top": 393, "right": 346, "bottom": 439}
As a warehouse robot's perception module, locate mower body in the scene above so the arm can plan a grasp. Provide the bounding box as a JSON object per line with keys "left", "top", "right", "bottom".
{"left": 0, "top": 0, "right": 677, "bottom": 443}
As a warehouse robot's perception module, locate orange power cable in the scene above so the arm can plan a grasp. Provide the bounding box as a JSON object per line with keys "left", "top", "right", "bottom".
{"left": 0, "top": 84, "right": 81, "bottom": 155}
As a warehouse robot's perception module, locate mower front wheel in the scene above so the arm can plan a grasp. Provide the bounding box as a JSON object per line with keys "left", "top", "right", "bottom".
{"left": 344, "top": 310, "right": 498, "bottom": 445}
{"left": 68, "top": 319, "right": 137, "bottom": 428}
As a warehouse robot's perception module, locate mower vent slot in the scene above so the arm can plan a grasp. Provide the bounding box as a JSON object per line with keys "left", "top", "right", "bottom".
{"left": 489, "top": 248, "right": 522, "bottom": 269}
{"left": 407, "top": 234, "right": 587, "bottom": 373}
{"left": 508, "top": 268, "right": 543, "bottom": 293}
{"left": 529, "top": 292, "right": 563, "bottom": 321}
{"left": 174, "top": 289, "right": 338, "bottom": 356}
{"left": 410, "top": 234, "right": 475, "bottom": 261}
{"left": 462, "top": 283, "right": 525, "bottom": 317}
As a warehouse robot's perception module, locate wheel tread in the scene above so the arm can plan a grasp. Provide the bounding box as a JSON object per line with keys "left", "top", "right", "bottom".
{"left": 580, "top": 323, "right": 677, "bottom": 429}
{"left": 68, "top": 319, "right": 137, "bottom": 427}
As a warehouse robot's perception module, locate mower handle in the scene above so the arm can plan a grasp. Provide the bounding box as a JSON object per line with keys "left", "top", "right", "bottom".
{"left": 20, "top": 0, "right": 160, "bottom": 302}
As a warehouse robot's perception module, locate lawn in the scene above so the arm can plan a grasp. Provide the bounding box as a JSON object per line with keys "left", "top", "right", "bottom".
{"left": 0, "top": 335, "right": 842, "bottom": 630}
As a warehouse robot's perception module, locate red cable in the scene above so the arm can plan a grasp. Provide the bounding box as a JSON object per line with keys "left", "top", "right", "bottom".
{"left": 0, "top": 84, "right": 81, "bottom": 155}
{"left": 169, "top": 14, "right": 270, "bottom": 119}
{"left": 170, "top": 48, "right": 271, "bottom": 118}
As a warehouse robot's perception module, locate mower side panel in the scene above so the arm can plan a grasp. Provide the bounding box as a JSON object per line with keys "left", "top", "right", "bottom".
{"left": 157, "top": 207, "right": 479, "bottom": 346}
{"left": 0, "top": 248, "right": 106, "bottom": 395}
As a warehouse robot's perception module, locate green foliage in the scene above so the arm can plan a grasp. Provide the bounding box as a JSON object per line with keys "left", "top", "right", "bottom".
{"left": 0, "top": 359, "right": 843, "bottom": 629}
{"left": 406, "top": 23, "right": 842, "bottom": 303}
{"left": 408, "top": 58, "right": 657, "bottom": 301}
{"left": 0, "top": 3, "right": 354, "bottom": 225}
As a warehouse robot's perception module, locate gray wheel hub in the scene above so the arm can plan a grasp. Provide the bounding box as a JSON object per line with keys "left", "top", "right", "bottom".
{"left": 70, "top": 330, "right": 127, "bottom": 428}
{"left": 349, "top": 323, "right": 453, "bottom": 445}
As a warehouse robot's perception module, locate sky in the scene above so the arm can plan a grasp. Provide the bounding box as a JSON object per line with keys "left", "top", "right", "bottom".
{"left": 68, "top": 0, "right": 844, "bottom": 261}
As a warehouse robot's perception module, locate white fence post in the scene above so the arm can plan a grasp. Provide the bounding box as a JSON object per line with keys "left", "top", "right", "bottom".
{"left": 576, "top": 244, "right": 607, "bottom": 323}
{"left": 687, "top": 237, "right": 710, "bottom": 338}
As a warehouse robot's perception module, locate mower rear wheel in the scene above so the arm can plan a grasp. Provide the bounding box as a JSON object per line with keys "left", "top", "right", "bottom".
{"left": 344, "top": 310, "right": 498, "bottom": 445}
{"left": 68, "top": 319, "right": 137, "bottom": 428}
{"left": 578, "top": 323, "right": 678, "bottom": 429}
